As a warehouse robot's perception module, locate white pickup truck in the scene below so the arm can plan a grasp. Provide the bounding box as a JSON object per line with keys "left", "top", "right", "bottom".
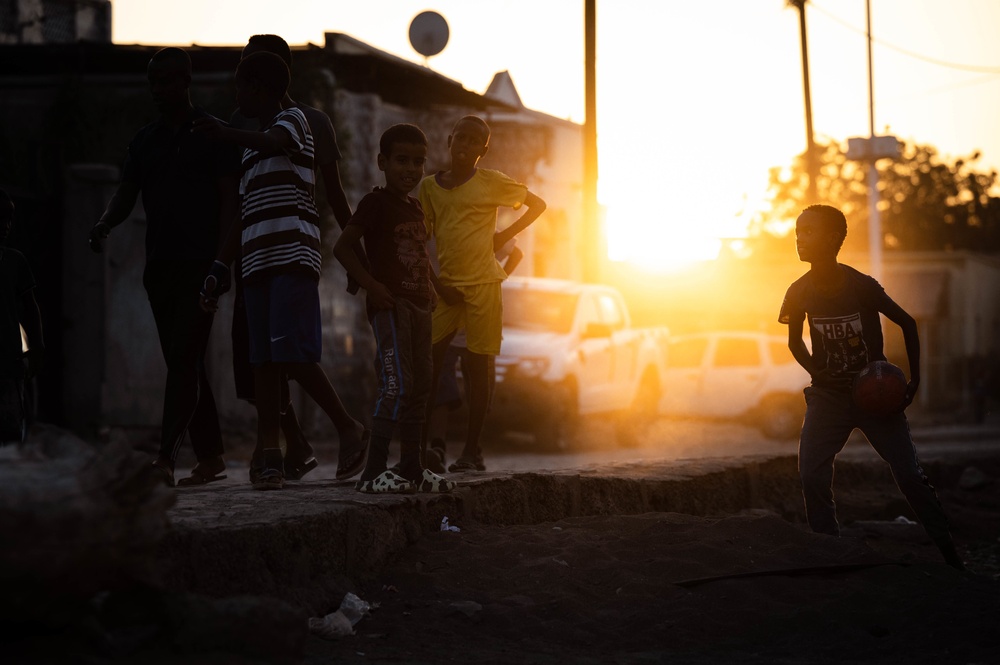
{"left": 487, "top": 277, "right": 669, "bottom": 449}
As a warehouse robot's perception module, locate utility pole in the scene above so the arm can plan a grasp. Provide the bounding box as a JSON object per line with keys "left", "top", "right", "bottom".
{"left": 583, "top": 0, "right": 599, "bottom": 282}
{"left": 790, "top": 0, "right": 818, "bottom": 205}
{"left": 864, "top": 0, "right": 881, "bottom": 282}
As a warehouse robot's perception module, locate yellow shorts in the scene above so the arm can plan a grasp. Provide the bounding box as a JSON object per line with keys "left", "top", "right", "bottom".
{"left": 432, "top": 281, "right": 503, "bottom": 355}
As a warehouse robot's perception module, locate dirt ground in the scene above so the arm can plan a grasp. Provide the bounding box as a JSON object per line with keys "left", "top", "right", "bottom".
{"left": 304, "top": 459, "right": 1000, "bottom": 665}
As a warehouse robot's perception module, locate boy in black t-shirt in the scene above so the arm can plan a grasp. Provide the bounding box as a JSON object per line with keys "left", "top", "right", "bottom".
{"left": 779, "top": 204, "right": 964, "bottom": 569}
{"left": 334, "top": 124, "right": 455, "bottom": 494}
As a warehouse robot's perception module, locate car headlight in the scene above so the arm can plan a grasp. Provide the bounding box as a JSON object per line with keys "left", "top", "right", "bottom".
{"left": 516, "top": 357, "right": 550, "bottom": 378}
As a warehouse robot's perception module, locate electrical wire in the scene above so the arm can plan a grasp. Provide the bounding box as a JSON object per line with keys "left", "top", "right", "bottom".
{"left": 810, "top": 1, "right": 1000, "bottom": 74}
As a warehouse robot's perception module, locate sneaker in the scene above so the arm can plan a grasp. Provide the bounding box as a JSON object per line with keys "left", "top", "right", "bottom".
{"left": 356, "top": 469, "right": 416, "bottom": 494}
{"left": 252, "top": 467, "right": 284, "bottom": 491}
{"left": 417, "top": 468, "right": 457, "bottom": 493}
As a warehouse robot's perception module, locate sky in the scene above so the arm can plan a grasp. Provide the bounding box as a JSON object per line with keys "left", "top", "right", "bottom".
{"left": 113, "top": 0, "right": 1000, "bottom": 267}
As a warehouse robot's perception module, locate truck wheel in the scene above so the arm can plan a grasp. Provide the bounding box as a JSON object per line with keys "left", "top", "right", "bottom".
{"left": 758, "top": 394, "right": 804, "bottom": 440}
{"left": 616, "top": 371, "right": 660, "bottom": 448}
{"left": 533, "top": 383, "right": 578, "bottom": 451}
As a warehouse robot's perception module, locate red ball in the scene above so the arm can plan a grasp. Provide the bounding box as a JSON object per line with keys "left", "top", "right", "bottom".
{"left": 852, "top": 360, "right": 908, "bottom": 417}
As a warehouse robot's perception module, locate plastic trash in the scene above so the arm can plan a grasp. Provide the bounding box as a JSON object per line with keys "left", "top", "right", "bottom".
{"left": 308, "top": 592, "right": 374, "bottom": 639}
{"left": 440, "top": 516, "right": 461, "bottom": 532}
{"left": 893, "top": 515, "right": 917, "bottom": 525}
{"left": 338, "top": 592, "right": 372, "bottom": 626}
{"left": 308, "top": 611, "right": 354, "bottom": 639}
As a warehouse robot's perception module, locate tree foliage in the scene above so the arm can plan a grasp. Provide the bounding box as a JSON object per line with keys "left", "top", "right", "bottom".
{"left": 747, "top": 139, "right": 1000, "bottom": 255}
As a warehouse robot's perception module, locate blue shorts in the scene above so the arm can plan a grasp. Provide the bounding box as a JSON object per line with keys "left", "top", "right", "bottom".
{"left": 243, "top": 273, "right": 322, "bottom": 365}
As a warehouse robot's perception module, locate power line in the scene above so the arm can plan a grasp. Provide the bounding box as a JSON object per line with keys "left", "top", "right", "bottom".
{"left": 810, "top": 1, "right": 1000, "bottom": 74}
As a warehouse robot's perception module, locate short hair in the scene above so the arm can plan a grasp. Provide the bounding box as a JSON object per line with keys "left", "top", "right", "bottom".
{"left": 148, "top": 47, "right": 192, "bottom": 75}
{"left": 246, "top": 34, "right": 292, "bottom": 68}
{"left": 380, "top": 124, "right": 428, "bottom": 157}
{"left": 453, "top": 115, "right": 491, "bottom": 142}
{"left": 803, "top": 204, "right": 848, "bottom": 250}
{"left": 236, "top": 51, "right": 290, "bottom": 100}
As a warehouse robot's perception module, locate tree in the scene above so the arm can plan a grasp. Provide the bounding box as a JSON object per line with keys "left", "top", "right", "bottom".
{"left": 747, "top": 139, "right": 1000, "bottom": 255}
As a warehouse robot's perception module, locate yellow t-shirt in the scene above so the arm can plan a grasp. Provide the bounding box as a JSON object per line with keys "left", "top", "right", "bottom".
{"left": 419, "top": 168, "right": 527, "bottom": 286}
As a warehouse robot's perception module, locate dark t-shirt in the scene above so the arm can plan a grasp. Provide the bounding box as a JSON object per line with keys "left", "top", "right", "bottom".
{"left": 348, "top": 187, "right": 431, "bottom": 304}
{"left": 0, "top": 247, "right": 35, "bottom": 375}
{"left": 121, "top": 108, "right": 241, "bottom": 262}
{"left": 778, "top": 264, "right": 893, "bottom": 389}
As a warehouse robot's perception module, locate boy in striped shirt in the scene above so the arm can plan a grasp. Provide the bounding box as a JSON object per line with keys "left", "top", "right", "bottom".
{"left": 196, "top": 51, "right": 368, "bottom": 490}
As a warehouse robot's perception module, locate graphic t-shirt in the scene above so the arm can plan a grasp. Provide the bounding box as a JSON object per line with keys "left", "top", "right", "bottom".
{"left": 239, "top": 107, "right": 321, "bottom": 284}
{"left": 778, "top": 264, "right": 892, "bottom": 389}
{"left": 348, "top": 187, "right": 430, "bottom": 304}
{"left": 418, "top": 168, "right": 527, "bottom": 286}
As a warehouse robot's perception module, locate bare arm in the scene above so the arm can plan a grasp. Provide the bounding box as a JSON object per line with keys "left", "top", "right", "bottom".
{"left": 320, "top": 161, "right": 353, "bottom": 230}
{"left": 193, "top": 116, "right": 295, "bottom": 153}
{"left": 786, "top": 310, "right": 815, "bottom": 375}
{"left": 501, "top": 245, "right": 524, "bottom": 275}
{"left": 19, "top": 289, "right": 44, "bottom": 377}
{"left": 882, "top": 299, "right": 921, "bottom": 407}
{"left": 88, "top": 181, "right": 140, "bottom": 253}
{"left": 429, "top": 269, "right": 463, "bottom": 306}
{"left": 318, "top": 161, "right": 367, "bottom": 294}
{"left": 494, "top": 191, "right": 546, "bottom": 251}
{"left": 333, "top": 224, "right": 393, "bottom": 309}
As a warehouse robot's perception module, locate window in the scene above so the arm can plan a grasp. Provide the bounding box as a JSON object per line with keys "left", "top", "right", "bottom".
{"left": 596, "top": 293, "right": 625, "bottom": 330}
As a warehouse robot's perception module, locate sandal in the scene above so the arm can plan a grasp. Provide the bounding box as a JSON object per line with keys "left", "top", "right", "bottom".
{"left": 284, "top": 456, "right": 318, "bottom": 481}
{"left": 151, "top": 457, "right": 175, "bottom": 487}
{"left": 447, "top": 457, "right": 482, "bottom": 473}
{"left": 336, "top": 424, "right": 371, "bottom": 481}
{"left": 355, "top": 470, "right": 416, "bottom": 494}
{"left": 177, "top": 458, "right": 227, "bottom": 486}
{"left": 417, "top": 468, "right": 456, "bottom": 493}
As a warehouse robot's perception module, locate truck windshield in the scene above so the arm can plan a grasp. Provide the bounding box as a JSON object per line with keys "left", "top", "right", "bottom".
{"left": 502, "top": 288, "right": 579, "bottom": 334}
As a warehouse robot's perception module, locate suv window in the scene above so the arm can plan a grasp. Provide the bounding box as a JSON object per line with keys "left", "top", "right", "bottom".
{"left": 713, "top": 338, "right": 760, "bottom": 368}
{"left": 596, "top": 293, "right": 625, "bottom": 331}
{"left": 668, "top": 337, "right": 708, "bottom": 369}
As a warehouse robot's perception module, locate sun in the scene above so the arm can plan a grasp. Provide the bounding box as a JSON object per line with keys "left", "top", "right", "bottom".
{"left": 601, "top": 193, "right": 730, "bottom": 272}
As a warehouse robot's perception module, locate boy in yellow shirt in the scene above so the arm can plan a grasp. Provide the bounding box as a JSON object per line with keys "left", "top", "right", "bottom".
{"left": 419, "top": 116, "right": 546, "bottom": 471}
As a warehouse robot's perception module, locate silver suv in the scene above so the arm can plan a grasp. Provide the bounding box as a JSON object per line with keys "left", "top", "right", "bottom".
{"left": 661, "top": 332, "right": 810, "bottom": 439}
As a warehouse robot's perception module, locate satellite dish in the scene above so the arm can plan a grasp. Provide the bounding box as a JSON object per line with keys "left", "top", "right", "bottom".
{"left": 409, "top": 11, "right": 449, "bottom": 59}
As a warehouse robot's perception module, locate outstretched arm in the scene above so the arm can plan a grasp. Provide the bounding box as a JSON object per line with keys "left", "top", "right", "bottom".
{"left": 883, "top": 299, "right": 921, "bottom": 408}
{"left": 88, "top": 181, "right": 140, "bottom": 253}
{"left": 193, "top": 116, "right": 295, "bottom": 153}
{"left": 494, "top": 191, "right": 546, "bottom": 251}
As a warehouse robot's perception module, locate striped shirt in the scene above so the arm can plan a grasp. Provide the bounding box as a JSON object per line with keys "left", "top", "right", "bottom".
{"left": 239, "top": 107, "right": 322, "bottom": 283}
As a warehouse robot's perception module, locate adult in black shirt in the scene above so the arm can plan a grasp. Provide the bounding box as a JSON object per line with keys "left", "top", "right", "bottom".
{"left": 89, "top": 48, "right": 239, "bottom": 487}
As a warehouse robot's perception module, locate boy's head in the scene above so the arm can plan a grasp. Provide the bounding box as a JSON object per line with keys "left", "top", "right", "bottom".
{"left": 234, "top": 51, "right": 290, "bottom": 118}
{"left": 447, "top": 115, "right": 490, "bottom": 169}
{"left": 795, "top": 204, "right": 847, "bottom": 264}
{"left": 243, "top": 34, "right": 292, "bottom": 68}
{"left": 0, "top": 189, "right": 13, "bottom": 244}
{"left": 147, "top": 47, "right": 191, "bottom": 113}
{"left": 378, "top": 124, "right": 428, "bottom": 197}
